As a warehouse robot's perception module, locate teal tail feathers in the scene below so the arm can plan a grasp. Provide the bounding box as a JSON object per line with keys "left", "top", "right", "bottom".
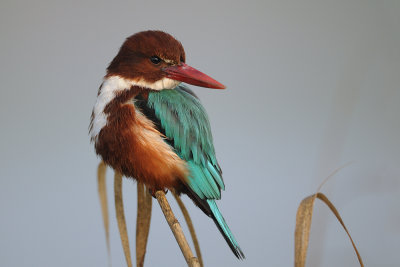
{"left": 207, "top": 200, "right": 245, "bottom": 259}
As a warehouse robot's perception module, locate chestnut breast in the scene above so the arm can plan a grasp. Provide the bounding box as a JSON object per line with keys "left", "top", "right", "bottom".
{"left": 93, "top": 84, "right": 188, "bottom": 191}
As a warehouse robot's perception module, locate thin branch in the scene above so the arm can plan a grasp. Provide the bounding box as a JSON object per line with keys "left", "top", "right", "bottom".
{"left": 172, "top": 192, "right": 203, "bottom": 267}
{"left": 155, "top": 191, "right": 201, "bottom": 267}
{"left": 136, "top": 183, "right": 152, "bottom": 267}
{"left": 114, "top": 171, "right": 133, "bottom": 267}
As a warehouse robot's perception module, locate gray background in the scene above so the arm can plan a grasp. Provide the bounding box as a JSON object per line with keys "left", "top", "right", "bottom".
{"left": 0, "top": 0, "right": 399, "bottom": 266}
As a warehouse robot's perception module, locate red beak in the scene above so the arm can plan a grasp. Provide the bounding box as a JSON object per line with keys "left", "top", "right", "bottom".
{"left": 162, "top": 63, "right": 226, "bottom": 89}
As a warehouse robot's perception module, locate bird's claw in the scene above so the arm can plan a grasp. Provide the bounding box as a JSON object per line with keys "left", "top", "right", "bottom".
{"left": 149, "top": 188, "right": 168, "bottom": 198}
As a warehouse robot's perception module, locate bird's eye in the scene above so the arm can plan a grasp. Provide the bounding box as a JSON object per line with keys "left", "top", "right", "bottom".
{"left": 150, "top": 56, "right": 161, "bottom": 65}
{"left": 180, "top": 56, "right": 185, "bottom": 63}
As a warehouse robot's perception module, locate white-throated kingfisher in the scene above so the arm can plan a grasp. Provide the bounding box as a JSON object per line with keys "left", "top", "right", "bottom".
{"left": 89, "top": 30, "right": 244, "bottom": 259}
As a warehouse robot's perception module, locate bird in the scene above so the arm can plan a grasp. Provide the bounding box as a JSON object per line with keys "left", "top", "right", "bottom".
{"left": 89, "top": 30, "right": 244, "bottom": 259}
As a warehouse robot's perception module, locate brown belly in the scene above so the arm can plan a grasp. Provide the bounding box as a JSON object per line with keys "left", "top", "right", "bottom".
{"left": 95, "top": 104, "right": 188, "bottom": 191}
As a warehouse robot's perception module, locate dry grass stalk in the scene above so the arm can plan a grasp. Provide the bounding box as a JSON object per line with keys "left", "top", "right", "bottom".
{"left": 97, "top": 161, "right": 110, "bottom": 262}
{"left": 114, "top": 171, "right": 133, "bottom": 267}
{"left": 135, "top": 182, "right": 152, "bottom": 267}
{"left": 172, "top": 192, "right": 204, "bottom": 267}
{"left": 155, "top": 191, "right": 201, "bottom": 267}
{"left": 97, "top": 162, "right": 202, "bottom": 267}
{"left": 295, "top": 192, "right": 364, "bottom": 267}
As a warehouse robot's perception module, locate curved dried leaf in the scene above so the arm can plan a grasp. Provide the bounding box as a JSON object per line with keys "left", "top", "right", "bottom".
{"left": 114, "top": 171, "right": 133, "bottom": 267}
{"left": 295, "top": 194, "right": 317, "bottom": 267}
{"left": 294, "top": 193, "right": 364, "bottom": 267}
{"left": 315, "top": 193, "right": 364, "bottom": 266}
{"left": 136, "top": 183, "right": 152, "bottom": 267}
{"left": 172, "top": 192, "right": 204, "bottom": 267}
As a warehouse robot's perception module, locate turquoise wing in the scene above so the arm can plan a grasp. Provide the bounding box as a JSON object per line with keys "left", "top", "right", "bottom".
{"left": 145, "top": 86, "right": 244, "bottom": 259}
{"left": 146, "top": 85, "right": 225, "bottom": 200}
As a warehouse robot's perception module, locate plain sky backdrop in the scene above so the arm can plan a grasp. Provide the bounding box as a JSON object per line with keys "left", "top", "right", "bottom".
{"left": 0, "top": 0, "right": 399, "bottom": 266}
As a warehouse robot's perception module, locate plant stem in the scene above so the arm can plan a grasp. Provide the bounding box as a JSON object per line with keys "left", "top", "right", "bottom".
{"left": 155, "top": 191, "right": 200, "bottom": 267}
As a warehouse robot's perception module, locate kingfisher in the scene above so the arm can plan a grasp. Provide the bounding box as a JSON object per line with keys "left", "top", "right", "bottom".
{"left": 89, "top": 30, "right": 244, "bottom": 259}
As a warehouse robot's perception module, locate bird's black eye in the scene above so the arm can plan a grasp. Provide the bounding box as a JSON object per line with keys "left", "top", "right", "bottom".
{"left": 150, "top": 56, "right": 161, "bottom": 65}
{"left": 180, "top": 56, "right": 185, "bottom": 63}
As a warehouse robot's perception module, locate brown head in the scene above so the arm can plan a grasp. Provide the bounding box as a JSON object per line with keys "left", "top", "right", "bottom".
{"left": 106, "top": 30, "right": 225, "bottom": 90}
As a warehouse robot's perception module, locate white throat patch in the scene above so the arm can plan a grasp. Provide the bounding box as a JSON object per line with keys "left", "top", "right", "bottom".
{"left": 134, "top": 77, "right": 181, "bottom": 90}
{"left": 89, "top": 75, "right": 180, "bottom": 141}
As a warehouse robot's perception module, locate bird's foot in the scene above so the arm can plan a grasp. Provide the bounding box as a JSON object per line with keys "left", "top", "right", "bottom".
{"left": 149, "top": 187, "right": 168, "bottom": 198}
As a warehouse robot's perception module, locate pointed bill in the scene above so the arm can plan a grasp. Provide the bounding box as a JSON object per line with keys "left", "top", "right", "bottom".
{"left": 162, "top": 63, "right": 226, "bottom": 89}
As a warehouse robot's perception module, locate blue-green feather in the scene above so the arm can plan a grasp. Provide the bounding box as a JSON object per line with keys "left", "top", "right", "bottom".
{"left": 208, "top": 200, "right": 244, "bottom": 258}
{"left": 146, "top": 85, "right": 244, "bottom": 259}
{"left": 147, "top": 85, "right": 225, "bottom": 199}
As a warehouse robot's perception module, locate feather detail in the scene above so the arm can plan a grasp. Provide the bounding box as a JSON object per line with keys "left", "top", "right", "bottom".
{"left": 94, "top": 85, "right": 188, "bottom": 191}
{"left": 146, "top": 85, "right": 225, "bottom": 199}
{"left": 207, "top": 200, "right": 245, "bottom": 259}
{"left": 137, "top": 85, "right": 243, "bottom": 258}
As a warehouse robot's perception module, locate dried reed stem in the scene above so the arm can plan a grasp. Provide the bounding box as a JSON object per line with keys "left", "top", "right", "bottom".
{"left": 155, "top": 191, "right": 200, "bottom": 267}
{"left": 135, "top": 183, "right": 152, "bottom": 267}
{"left": 172, "top": 192, "right": 203, "bottom": 267}
{"left": 97, "top": 162, "right": 110, "bottom": 255}
{"left": 114, "top": 171, "right": 133, "bottom": 267}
